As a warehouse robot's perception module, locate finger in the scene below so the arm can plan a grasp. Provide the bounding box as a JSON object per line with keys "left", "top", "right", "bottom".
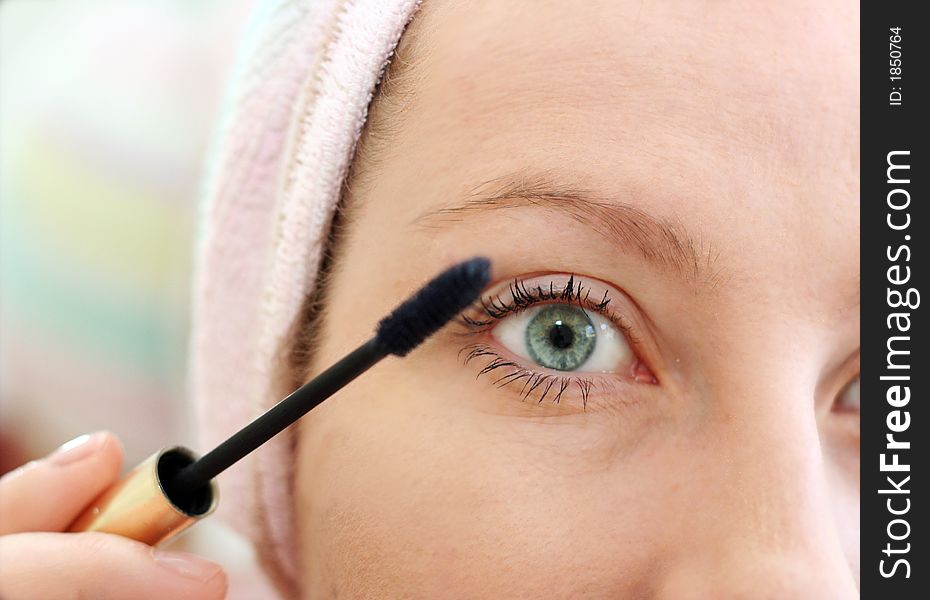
{"left": 0, "top": 431, "right": 123, "bottom": 534}
{"left": 0, "top": 531, "right": 227, "bottom": 600}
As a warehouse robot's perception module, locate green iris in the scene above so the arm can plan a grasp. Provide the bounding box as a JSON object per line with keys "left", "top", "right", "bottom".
{"left": 525, "top": 305, "right": 596, "bottom": 371}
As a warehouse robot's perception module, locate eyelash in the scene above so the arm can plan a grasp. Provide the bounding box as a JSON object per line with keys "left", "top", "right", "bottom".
{"left": 459, "top": 342, "right": 597, "bottom": 408}
{"left": 456, "top": 275, "right": 645, "bottom": 410}
{"left": 462, "top": 275, "right": 639, "bottom": 341}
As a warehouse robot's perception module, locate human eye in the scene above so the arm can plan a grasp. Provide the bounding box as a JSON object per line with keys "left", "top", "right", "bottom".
{"left": 834, "top": 375, "right": 860, "bottom": 414}
{"left": 456, "top": 273, "right": 657, "bottom": 410}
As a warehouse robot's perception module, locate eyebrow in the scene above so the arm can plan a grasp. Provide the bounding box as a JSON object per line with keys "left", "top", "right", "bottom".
{"left": 413, "top": 172, "right": 721, "bottom": 287}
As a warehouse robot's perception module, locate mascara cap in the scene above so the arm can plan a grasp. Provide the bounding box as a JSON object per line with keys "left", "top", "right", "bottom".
{"left": 68, "top": 446, "right": 218, "bottom": 546}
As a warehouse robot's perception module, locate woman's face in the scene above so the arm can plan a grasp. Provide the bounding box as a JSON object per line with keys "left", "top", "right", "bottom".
{"left": 295, "top": 0, "right": 859, "bottom": 597}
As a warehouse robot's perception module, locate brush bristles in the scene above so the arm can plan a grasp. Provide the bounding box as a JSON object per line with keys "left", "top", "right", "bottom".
{"left": 375, "top": 257, "right": 491, "bottom": 357}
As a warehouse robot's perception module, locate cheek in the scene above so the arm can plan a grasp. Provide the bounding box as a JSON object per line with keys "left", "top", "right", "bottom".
{"left": 294, "top": 368, "right": 674, "bottom": 598}
{"left": 295, "top": 376, "right": 501, "bottom": 596}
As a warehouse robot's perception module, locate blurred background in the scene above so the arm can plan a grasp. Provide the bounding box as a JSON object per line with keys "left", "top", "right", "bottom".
{"left": 1, "top": 0, "right": 276, "bottom": 596}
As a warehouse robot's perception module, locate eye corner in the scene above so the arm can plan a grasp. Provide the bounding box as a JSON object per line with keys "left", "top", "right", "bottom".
{"left": 632, "top": 360, "right": 659, "bottom": 385}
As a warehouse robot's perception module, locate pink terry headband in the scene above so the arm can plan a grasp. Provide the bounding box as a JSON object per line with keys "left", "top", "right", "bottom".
{"left": 190, "top": 0, "right": 421, "bottom": 596}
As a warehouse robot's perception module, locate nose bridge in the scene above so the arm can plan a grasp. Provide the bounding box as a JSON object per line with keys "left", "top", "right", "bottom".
{"left": 724, "top": 389, "right": 830, "bottom": 550}
{"left": 656, "top": 378, "right": 856, "bottom": 598}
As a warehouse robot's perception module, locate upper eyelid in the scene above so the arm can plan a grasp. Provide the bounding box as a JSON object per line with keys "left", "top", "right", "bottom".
{"left": 463, "top": 274, "right": 642, "bottom": 344}
{"left": 470, "top": 274, "right": 606, "bottom": 316}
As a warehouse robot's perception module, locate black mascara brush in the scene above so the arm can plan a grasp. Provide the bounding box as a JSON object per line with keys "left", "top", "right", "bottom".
{"left": 68, "top": 257, "right": 492, "bottom": 545}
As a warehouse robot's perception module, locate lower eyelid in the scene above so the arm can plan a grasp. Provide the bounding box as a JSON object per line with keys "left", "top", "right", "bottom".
{"left": 460, "top": 341, "right": 598, "bottom": 409}
{"left": 457, "top": 337, "right": 654, "bottom": 412}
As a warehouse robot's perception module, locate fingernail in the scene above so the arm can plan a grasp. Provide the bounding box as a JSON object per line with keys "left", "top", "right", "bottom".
{"left": 48, "top": 432, "right": 105, "bottom": 466}
{"left": 153, "top": 550, "right": 223, "bottom": 582}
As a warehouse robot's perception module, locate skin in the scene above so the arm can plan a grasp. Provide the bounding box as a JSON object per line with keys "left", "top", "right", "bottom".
{"left": 0, "top": 432, "right": 228, "bottom": 599}
{"left": 295, "top": 0, "right": 859, "bottom": 598}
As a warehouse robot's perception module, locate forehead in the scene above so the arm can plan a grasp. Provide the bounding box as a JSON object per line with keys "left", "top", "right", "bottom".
{"left": 402, "top": 0, "right": 858, "bottom": 154}
{"left": 371, "top": 0, "right": 858, "bottom": 308}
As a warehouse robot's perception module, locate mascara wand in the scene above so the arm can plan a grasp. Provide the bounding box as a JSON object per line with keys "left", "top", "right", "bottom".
{"left": 68, "top": 257, "right": 492, "bottom": 546}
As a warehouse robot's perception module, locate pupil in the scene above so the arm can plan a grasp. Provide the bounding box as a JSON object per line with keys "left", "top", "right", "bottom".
{"left": 548, "top": 321, "right": 574, "bottom": 349}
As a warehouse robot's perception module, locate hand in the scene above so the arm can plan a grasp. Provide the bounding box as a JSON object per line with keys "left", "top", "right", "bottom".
{"left": 0, "top": 431, "right": 228, "bottom": 599}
